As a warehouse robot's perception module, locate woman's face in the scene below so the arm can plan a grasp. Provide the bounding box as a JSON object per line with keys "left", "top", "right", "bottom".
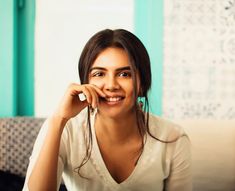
{"left": 89, "top": 47, "right": 139, "bottom": 118}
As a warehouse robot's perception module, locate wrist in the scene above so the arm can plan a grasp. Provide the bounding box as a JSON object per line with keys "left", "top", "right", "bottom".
{"left": 49, "top": 113, "right": 69, "bottom": 130}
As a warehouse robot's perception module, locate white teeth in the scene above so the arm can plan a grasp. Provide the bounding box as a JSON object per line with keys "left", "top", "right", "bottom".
{"left": 106, "top": 97, "right": 122, "bottom": 102}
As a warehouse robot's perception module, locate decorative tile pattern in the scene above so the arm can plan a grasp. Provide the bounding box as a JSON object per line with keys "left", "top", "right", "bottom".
{"left": 163, "top": 0, "right": 235, "bottom": 119}
{"left": 0, "top": 117, "right": 45, "bottom": 177}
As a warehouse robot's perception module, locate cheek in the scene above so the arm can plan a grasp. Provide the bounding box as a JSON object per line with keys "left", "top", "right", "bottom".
{"left": 124, "top": 82, "right": 135, "bottom": 95}
{"left": 89, "top": 79, "right": 104, "bottom": 89}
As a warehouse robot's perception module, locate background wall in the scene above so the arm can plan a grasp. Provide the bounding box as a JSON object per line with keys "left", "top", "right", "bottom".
{"left": 163, "top": 0, "right": 235, "bottom": 119}
{"left": 0, "top": 0, "right": 162, "bottom": 118}
{"left": 1, "top": 0, "right": 235, "bottom": 120}
{"left": 35, "top": 0, "right": 134, "bottom": 116}
{"left": 0, "top": 0, "right": 35, "bottom": 116}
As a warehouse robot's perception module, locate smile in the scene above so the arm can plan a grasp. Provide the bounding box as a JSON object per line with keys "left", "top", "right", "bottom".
{"left": 105, "top": 97, "right": 123, "bottom": 102}
{"left": 100, "top": 96, "right": 125, "bottom": 104}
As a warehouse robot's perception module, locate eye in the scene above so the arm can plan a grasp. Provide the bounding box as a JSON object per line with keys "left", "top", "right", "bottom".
{"left": 119, "top": 71, "right": 131, "bottom": 77}
{"left": 91, "top": 71, "right": 104, "bottom": 77}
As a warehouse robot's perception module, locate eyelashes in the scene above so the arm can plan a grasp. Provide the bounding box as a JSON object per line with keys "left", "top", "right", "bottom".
{"left": 91, "top": 71, "right": 104, "bottom": 77}
{"left": 90, "top": 71, "right": 132, "bottom": 78}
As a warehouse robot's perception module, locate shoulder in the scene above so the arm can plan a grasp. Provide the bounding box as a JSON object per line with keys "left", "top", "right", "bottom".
{"left": 148, "top": 114, "right": 186, "bottom": 142}
{"left": 148, "top": 114, "right": 191, "bottom": 166}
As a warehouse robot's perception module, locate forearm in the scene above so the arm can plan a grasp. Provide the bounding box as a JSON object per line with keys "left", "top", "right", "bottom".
{"left": 28, "top": 115, "right": 67, "bottom": 191}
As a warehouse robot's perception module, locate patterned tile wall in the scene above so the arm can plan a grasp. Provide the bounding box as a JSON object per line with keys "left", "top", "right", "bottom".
{"left": 163, "top": 0, "right": 235, "bottom": 119}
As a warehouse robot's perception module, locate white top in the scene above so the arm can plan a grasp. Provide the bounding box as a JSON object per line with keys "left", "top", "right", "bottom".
{"left": 23, "top": 111, "right": 192, "bottom": 191}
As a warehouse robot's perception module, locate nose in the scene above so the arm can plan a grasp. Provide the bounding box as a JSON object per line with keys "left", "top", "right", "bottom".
{"left": 105, "top": 76, "right": 120, "bottom": 92}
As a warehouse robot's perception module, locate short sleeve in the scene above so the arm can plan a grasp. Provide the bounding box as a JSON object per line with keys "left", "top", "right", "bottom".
{"left": 164, "top": 135, "right": 192, "bottom": 191}
{"left": 22, "top": 119, "right": 67, "bottom": 191}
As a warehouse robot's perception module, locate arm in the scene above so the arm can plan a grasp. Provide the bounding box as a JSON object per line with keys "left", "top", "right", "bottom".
{"left": 164, "top": 136, "right": 192, "bottom": 191}
{"left": 27, "top": 116, "right": 67, "bottom": 191}
{"left": 25, "top": 84, "right": 105, "bottom": 191}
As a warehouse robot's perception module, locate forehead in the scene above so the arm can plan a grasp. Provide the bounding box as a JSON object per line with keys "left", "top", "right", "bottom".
{"left": 91, "top": 47, "right": 131, "bottom": 69}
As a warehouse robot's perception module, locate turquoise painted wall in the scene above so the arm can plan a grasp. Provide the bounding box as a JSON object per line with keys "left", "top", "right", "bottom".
{"left": 134, "top": 0, "right": 163, "bottom": 115}
{"left": 17, "top": 0, "right": 35, "bottom": 116}
{"left": 0, "top": 0, "right": 35, "bottom": 117}
{"left": 0, "top": 0, "right": 17, "bottom": 116}
{"left": 0, "top": 0, "right": 161, "bottom": 116}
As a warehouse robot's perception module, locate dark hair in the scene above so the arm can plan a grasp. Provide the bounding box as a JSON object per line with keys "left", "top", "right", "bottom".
{"left": 76, "top": 29, "right": 161, "bottom": 177}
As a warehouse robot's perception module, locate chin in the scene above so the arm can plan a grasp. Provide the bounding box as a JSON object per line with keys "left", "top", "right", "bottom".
{"left": 97, "top": 107, "right": 135, "bottom": 119}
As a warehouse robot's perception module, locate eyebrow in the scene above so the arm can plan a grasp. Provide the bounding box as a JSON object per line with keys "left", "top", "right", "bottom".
{"left": 89, "top": 66, "right": 131, "bottom": 72}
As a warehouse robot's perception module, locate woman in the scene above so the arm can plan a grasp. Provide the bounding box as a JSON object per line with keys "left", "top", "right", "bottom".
{"left": 23, "top": 29, "right": 192, "bottom": 191}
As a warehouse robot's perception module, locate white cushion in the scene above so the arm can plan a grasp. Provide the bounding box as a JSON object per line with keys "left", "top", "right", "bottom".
{"left": 176, "top": 120, "right": 235, "bottom": 191}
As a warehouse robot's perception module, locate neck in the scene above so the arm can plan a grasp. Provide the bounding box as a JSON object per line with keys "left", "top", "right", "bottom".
{"left": 95, "top": 111, "right": 140, "bottom": 145}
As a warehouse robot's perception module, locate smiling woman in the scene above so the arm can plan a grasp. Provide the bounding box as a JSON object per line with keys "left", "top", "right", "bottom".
{"left": 23, "top": 29, "right": 192, "bottom": 191}
{"left": 89, "top": 48, "right": 136, "bottom": 119}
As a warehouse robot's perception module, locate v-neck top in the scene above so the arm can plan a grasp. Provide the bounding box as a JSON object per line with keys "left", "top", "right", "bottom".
{"left": 23, "top": 110, "right": 192, "bottom": 191}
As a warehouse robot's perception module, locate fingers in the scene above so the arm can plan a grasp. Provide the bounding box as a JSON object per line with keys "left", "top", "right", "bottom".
{"left": 69, "top": 83, "right": 105, "bottom": 109}
{"left": 89, "top": 84, "right": 106, "bottom": 98}
{"left": 82, "top": 86, "right": 97, "bottom": 108}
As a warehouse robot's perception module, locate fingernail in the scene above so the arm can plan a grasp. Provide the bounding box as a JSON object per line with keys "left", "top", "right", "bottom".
{"left": 78, "top": 93, "right": 86, "bottom": 101}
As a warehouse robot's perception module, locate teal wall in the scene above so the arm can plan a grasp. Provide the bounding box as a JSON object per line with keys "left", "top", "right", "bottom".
{"left": 17, "top": 0, "right": 35, "bottom": 116}
{"left": 0, "top": 0, "right": 162, "bottom": 116}
{"left": 134, "top": 0, "right": 163, "bottom": 115}
{"left": 0, "top": 0, "right": 17, "bottom": 116}
{"left": 0, "top": 0, "right": 35, "bottom": 117}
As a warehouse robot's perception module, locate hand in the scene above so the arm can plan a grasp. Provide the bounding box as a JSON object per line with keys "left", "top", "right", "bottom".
{"left": 54, "top": 83, "right": 106, "bottom": 121}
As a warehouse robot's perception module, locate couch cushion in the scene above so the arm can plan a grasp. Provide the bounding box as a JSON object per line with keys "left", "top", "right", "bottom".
{"left": 0, "top": 117, "right": 45, "bottom": 177}
{"left": 177, "top": 120, "right": 235, "bottom": 191}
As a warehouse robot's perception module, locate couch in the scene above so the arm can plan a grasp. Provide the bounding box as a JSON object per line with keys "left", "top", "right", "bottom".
{"left": 0, "top": 117, "right": 234, "bottom": 191}
{"left": 177, "top": 120, "right": 235, "bottom": 191}
{"left": 0, "top": 117, "right": 67, "bottom": 191}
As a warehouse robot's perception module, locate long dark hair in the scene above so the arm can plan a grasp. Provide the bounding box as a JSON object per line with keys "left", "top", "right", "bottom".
{"left": 76, "top": 29, "right": 168, "bottom": 177}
